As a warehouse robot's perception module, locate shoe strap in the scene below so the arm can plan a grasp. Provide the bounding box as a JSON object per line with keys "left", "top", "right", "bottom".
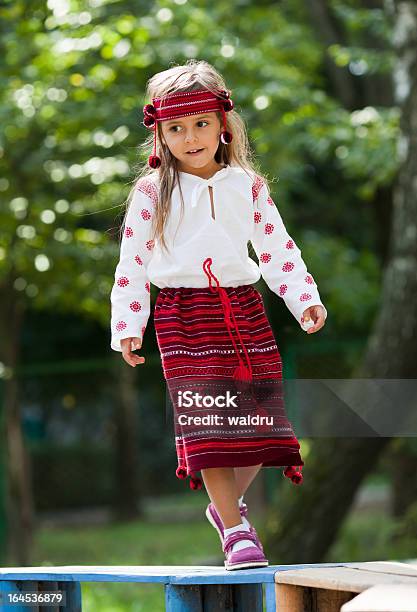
{"left": 222, "top": 529, "right": 257, "bottom": 554}
{"left": 238, "top": 505, "right": 258, "bottom": 537}
{"left": 239, "top": 502, "right": 248, "bottom": 517}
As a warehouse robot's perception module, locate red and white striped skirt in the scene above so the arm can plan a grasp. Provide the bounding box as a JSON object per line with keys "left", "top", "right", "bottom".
{"left": 153, "top": 258, "right": 304, "bottom": 491}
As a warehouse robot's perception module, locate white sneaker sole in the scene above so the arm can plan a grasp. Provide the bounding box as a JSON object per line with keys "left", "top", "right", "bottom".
{"left": 224, "top": 559, "right": 269, "bottom": 570}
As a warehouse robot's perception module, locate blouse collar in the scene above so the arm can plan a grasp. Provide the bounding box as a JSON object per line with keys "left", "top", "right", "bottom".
{"left": 176, "top": 164, "right": 232, "bottom": 208}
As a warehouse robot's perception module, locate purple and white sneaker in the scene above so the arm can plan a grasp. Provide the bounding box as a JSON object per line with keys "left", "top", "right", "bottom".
{"left": 222, "top": 530, "right": 268, "bottom": 570}
{"left": 205, "top": 502, "right": 264, "bottom": 553}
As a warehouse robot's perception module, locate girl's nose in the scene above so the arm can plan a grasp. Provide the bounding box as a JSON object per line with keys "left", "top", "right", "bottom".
{"left": 184, "top": 131, "right": 198, "bottom": 141}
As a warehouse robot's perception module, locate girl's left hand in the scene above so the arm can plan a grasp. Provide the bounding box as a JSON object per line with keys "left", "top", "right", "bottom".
{"left": 302, "top": 305, "right": 326, "bottom": 334}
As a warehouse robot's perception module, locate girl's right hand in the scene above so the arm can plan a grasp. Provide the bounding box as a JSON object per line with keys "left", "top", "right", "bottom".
{"left": 120, "top": 337, "right": 145, "bottom": 367}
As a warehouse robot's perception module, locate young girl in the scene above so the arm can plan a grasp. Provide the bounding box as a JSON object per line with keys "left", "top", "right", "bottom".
{"left": 110, "top": 60, "right": 327, "bottom": 570}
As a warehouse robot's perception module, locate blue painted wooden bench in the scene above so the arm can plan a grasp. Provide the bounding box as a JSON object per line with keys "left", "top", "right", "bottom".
{"left": 0, "top": 563, "right": 350, "bottom": 611}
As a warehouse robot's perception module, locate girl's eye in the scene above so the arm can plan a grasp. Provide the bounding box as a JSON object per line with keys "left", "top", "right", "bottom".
{"left": 170, "top": 120, "right": 209, "bottom": 132}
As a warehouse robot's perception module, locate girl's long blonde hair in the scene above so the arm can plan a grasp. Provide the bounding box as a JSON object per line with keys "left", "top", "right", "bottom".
{"left": 120, "top": 59, "right": 271, "bottom": 253}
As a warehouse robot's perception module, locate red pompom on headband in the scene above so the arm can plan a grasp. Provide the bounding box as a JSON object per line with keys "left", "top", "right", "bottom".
{"left": 142, "top": 88, "right": 234, "bottom": 169}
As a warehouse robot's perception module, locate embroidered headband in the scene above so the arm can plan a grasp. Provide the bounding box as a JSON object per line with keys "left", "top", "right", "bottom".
{"left": 142, "top": 88, "right": 234, "bottom": 169}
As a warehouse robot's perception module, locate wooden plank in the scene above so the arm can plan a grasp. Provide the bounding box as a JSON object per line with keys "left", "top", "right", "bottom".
{"left": 275, "top": 583, "right": 356, "bottom": 612}
{"left": 0, "top": 565, "right": 276, "bottom": 584}
{"left": 165, "top": 584, "right": 203, "bottom": 612}
{"left": 264, "top": 582, "right": 276, "bottom": 612}
{"left": 58, "top": 581, "right": 82, "bottom": 612}
{"left": 202, "top": 584, "right": 233, "bottom": 611}
{"left": 0, "top": 580, "right": 39, "bottom": 611}
{"left": 232, "top": 583, "right": 263, "bottom": 612}
{"left": 169, "top": 566, "right": 280, "bottom": 585}
{"left": 341, "top": 584, "right": 417, "bottom": 611}
{"left": 274, "top": 566, "right": 417, "bottom": 592}
{"left": 0, "top": 563, "right": 348, "bottom": 584}
{"left": 342, "top": 562, "right": 417, "bottom": 578}
{"left": 38, "top": 580, "right": 59, "bottom": 612}
{"left": 275, "top": 584, "right": 306, "bottom": 612}
{"left": 315, "top": 587, "right": 356, "bottom": 611}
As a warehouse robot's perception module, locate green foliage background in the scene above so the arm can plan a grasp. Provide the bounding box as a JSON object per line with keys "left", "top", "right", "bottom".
{"left": 0, "top": 0, "right": 398, "bottom": 340}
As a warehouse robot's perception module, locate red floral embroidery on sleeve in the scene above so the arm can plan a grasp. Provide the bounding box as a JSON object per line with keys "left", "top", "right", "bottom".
{"left": 260, "top": 252, "right": 271, "bottom": 263}
{"left": 282, "top": 261, "right": 294, "bottom": 272}
{"left": 116, "top": 321, "right": 127, "bottom": 332}
{"left": 252, "top": 175, "right": 265, "bottom": 203}
{"left": 129, "top": 301, "right": 142, "bottom": 312}
{"left": 137, "top": 177, "right": 159, "bottom": 207}
{"left": 286, "top": 239, "right": 294, "bottom": 249}
{"left": 254, "top": 211, "right": 262, "bottom": 223}
{"left": 264, "top": 223, "right": 274, "bottom": 235}
{"left": 305, "top": 274, "right": 314, "bottom": 284}
{"left": 117, "top": 276, "right": 129, "bottom": 287}
{"left": 135, "top": 255, "right": 143, "bottom": 265}
{"left": 125, "top": 227, "right": 133, "bottom": 238}
{"left": 141, "top": 209, "right": 152, "bottom": 221}
{"left": 146, "top": 239, "right": 155, "bottom": 251}
{"left": 300, "top": 293, "right": 312, "bottom": 301}
{"left": 279, "top": 284, "right": 288, "bottom": 296}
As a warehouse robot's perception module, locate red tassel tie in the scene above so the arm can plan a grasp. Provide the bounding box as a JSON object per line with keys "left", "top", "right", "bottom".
{"left": 176, "top": 466, "right": 203, "bottom": 490}
{"left": 202, "top": 258, "right": 253, "bottom": 383}
{"left": 148, "top": 121, "right": 161, "bottom": 169}
{"left": 283, "top": 465, "right": 303, "bottom": 485}
{"left": 176, "top": 466, "right": 187, "bottom": 479}
{"left": 189, "top": 472, "right": 203, "bottom": 490}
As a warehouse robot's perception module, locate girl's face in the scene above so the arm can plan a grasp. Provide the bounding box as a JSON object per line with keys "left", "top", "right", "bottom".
{"left": 160, "top": 111, "right": 222, "bottom": 173}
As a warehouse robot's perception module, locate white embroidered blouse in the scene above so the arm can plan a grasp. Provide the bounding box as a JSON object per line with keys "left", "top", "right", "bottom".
{"left": 110, "top": 163, "right": 327, "bottom": 351}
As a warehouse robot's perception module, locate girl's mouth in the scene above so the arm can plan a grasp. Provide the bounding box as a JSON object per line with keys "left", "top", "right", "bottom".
{"left": 186, "top": 148, "right": 204, "bottom": 155}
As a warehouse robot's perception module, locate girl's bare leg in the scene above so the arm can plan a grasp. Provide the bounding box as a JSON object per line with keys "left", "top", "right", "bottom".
{"left": 234, "top": 464, "right": 263, "bottom": 497}
{"left": 200, "top": 467, "right": 241, "bottom": 528}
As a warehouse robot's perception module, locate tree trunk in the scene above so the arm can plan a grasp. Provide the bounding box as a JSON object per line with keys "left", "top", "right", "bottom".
{"left": 385, "top": 440, "right": 417, "bottom": 518}
{"left": 266, "top": 0, "right": 417, "bottom": 563}
{"left": 306, "top": 0, "right": 358, "bottom": 109}
{"left": 0, "top": 276, "right": 34, "bottom": 565}
{"left": 306, "top": 0, "right": 394, "bottom": 110}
